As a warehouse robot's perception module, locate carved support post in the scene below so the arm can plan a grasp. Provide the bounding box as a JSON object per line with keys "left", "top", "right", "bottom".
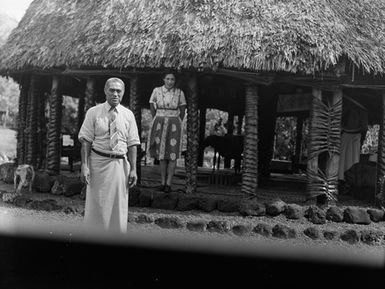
{"left": 293, "top": 115, "right": 304, "bottom": 173}
{"left": 77, "top": 86, "right": 85, "bottom": 132}
{"left": 224, "top": 112, "right": 234, "bottom": 168}
{"left": 258, "top": 86, "right": 279, "bottom": 179}
{"left": 185, "top": 75, "right": 199, "bottom": 194}
{"left": 241, "top": 83, "right": 259, "bottom": 196}
{"left": 376, "top": 91, "right": 385, "bottom": 206}
{"left": 25, "top": 76, "right": 39, "bottom": 167}
{"left": 36, "top": 88, "right": 48, "bottom": 170}
{"left": 84, "top": 78, "right": 96, "bottom": 112}
{"left": 307, "top": 88, "right": 322, "bottom": 198}
{"left": 237, "top": 114, "right": 244, "bottom": 135}
{"left": 306, "top": 88, "right": 342, "bottom": 202}
{"left": 325, "top": 90, "right": 342, "bottom": 196}
{"left": 46, "top": 76, "right": 63, "bottom": 175}
{"left": 198, "top": 107, "right": 206, "bottom": 167}
{"left": 17, "top": 75, "right": 30, "bottom": 165}
{"left": 129, "top": 76, "right": 142, "bottom": 183}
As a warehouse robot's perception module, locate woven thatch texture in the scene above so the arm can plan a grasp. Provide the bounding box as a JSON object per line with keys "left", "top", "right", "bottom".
{"left": 1, "top": 0, "right": 385, "bottom": 74}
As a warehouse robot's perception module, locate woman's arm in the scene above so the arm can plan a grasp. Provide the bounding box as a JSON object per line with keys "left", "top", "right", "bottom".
{"left": 149, "top": 88, "right": 157, "bottom": 118}
{"left": 150, "top": 103, "right": 156, "bottom": 118}
{"left": 179, "top": 105, "right": 186, "bottom": 121}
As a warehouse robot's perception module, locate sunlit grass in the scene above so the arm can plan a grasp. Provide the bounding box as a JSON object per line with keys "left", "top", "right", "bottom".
{"left": 0, "top": 127, "right": 16, "bottom": 159}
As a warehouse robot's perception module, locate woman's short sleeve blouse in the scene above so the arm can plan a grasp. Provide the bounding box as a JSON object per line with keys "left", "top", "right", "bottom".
{"left": 149, "top": 86, "right": 186, "bottom": 110}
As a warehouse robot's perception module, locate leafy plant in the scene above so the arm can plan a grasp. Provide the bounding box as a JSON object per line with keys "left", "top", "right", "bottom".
{"left": 361, "top": 125, "right": 379, "bottom": 155}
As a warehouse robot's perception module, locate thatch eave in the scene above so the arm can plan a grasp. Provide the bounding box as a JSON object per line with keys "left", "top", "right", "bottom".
{"left": 1, "top": 0, "right": 384, "bottom": 76}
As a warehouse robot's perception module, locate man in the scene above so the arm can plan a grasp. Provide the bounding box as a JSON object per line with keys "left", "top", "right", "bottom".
{"left": 78, "top": 78, "right": 140, "bottom": 233}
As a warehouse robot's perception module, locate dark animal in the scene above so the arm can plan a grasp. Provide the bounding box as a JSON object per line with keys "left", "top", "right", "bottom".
{"left": 203, "top": 135, "right": 244, "bottom": 174}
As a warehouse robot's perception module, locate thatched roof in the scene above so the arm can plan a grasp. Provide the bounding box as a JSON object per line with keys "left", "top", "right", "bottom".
{"left": 1, "top": 0, "right": 385, "bottom": 75}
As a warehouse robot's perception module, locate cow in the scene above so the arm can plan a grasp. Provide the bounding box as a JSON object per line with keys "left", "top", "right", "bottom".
{"left": 14, "top": 164, "right": 35, "bottom": 194}
{"left": 203, "top": 135, "right": 244, "bottom": 174}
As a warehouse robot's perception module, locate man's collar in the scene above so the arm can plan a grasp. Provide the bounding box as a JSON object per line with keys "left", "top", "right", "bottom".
{"left": 104, "top": 101, "right": 121, "bottom": 113}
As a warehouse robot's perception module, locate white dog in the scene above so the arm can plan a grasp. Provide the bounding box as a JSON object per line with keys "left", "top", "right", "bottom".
{"left": 14, "top": 164, "right": 35, "bottom": 194}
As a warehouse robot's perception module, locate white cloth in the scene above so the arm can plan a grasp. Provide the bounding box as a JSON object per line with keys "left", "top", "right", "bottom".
{"left": 338, "top": 132, "right": 361, "bottom": 180}
{"left": 84, "top": 150, "right": 130, "bottom": 233}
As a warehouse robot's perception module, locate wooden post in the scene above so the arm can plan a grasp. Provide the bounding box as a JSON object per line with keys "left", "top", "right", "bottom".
{"left": 185, "top": 75, "right": 199, "bottom": 194}
{"left": 77, "top": 86, "right": 85, "bottom": 132}
{"left": 227, "top": 112, "right": 234, "bottom": 135}
{"left": 258, "top": 86, "right": 279, "bottom": 179}
{"left": 325, "top": 90, "right": 342, "bottom": 196}
{"left": 36, "top": 88, "right": 48, "bottom": 169}
{"left": 237, "top": 114, "right": 244, "bottom": 135}
{"left": 376, "top": 91, "right": 385, "bottom": 206}
{"left": 84, "top": 78, "right": 96, "bottom": 112}
{"left": 306, "top": 88, "right": 342, "bottom": 202}
{"left": 129, "top": 76, "right": 142, "bottom": 183}
{"left": 224, "top": 112, "right": 234, "bottom": 169}
{"left": 293, "top": 115, "right": 304, "bottom": 173}
{"left": 25, "top": 76, "right": 39, "bottom": 167}
{"left": 198, "top": 107, "right": 206, "bottom": 167}
{"left": 241, "top": 83, "right": 259, "bottom": 196}
{"left": 46, "top": 76, "right": 63, "bottom": 175}
{"left": 16, "top": 75, "right": 30, "bottom": 165}
{"left": 306, "top": 88, "right": 322, "bottom": 198}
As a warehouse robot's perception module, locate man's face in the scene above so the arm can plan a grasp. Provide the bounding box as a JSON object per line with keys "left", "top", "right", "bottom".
{"left": 105, "top": 81, "right": 124, "bottom": 107}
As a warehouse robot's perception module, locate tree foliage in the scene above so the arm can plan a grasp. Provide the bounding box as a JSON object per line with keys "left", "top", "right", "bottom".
{"left": 0, "top": 76, "right": 19, "bottom": 128}
{"left": 273, "top": 116, "right": 309, "bottom": 162}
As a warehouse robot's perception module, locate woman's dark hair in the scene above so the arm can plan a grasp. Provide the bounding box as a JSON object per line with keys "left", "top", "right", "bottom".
{"left": 162, "top": 70, "right": 177, "bottom": 79}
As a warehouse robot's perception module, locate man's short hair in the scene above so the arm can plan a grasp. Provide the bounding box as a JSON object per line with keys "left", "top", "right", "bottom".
{"left": 104, "top": 78, "right": 125, "bottom": 92}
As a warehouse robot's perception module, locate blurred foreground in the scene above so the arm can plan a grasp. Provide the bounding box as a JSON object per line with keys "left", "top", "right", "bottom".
{"left": 0, "top": 204, "right": 383, "bottom": 289}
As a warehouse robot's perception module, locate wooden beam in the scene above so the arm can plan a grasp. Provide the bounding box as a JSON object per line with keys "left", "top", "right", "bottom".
{"left": 46, "top": 76, "right": 63, "bottom": 174}
{"left": 214, "top": 69, "right": 275, "bottom": 85}
{"left": 242, "top": 83, "right": 259, "bottom": 196}
{"left": 185, "top": 74, "right": 199, "bottom": 194}
{"left": 9, "top": 69, "right": 385, "bottom": 90}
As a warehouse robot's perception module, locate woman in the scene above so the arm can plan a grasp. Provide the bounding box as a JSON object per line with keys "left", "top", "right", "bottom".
{"left": 148, "top": 72, "right": 186, "bottom": 193}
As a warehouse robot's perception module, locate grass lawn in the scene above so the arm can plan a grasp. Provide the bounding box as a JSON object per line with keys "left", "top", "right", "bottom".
{"left": 0, "top": 127, "right": 17, "bottom": 159}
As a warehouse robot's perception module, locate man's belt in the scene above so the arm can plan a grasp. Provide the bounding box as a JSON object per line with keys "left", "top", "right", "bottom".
{"left": 92, "top": 148, "right": 125, "bottom": 159}
{"left": 342, "top": 130, "right": 361, "bottom": 134}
